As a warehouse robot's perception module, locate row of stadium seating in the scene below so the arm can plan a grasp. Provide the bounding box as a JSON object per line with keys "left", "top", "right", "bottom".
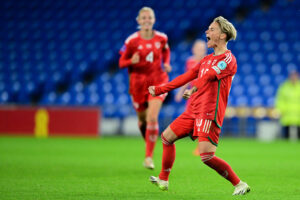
{"left": 0, "top": 0, "right": 299, "bottom": 125}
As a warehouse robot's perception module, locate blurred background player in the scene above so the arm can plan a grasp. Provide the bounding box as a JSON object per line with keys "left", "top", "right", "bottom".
{"left": 275, "top": 70, "right": 300, "bottom": 141}
{"left": 119, "top": 7, "right": 172, "bottom": 169}
{"left": 174, "top": 39, "right": 207, "bottom": 155}
{"left": 148, "top": 16, "right": 250, "bottom": 195}
{"left": 175, "top": 40, "right": 207, "bottom": 104}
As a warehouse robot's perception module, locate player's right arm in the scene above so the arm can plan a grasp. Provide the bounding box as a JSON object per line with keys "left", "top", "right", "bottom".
{"left": 119, "top": 43, "right": 140, "bottom": 68}
{"left": 149, "top": 64, "right": 200, "bottom": 96}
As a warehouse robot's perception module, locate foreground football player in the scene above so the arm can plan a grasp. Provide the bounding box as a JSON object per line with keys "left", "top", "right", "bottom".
{"left": 148, "top": 16, "right": 250, "bottom": 195}
{"left": 119, "top": 7, "right": 171, "bottom": 170}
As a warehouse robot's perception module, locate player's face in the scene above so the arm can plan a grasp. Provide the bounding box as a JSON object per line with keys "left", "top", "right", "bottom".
{"left": 137, "top": 11, "right": 155, "bottom": 31}
{"left": 205, "top": 22, "right": 224, "bottom": 48}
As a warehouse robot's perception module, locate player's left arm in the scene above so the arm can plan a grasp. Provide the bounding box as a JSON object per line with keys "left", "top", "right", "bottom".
{"left": 149, "top": 64, "right": 200, "bottom": 96}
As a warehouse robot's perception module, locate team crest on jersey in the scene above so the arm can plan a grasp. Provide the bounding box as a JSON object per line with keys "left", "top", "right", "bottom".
{"left": 146, "top": 44, "right": 152, "bottom": 48}
{"left": 138, "top": 45, "right": 143, "bottom": 50}
{"left": 155, "top": 42, "right": 161, "bottom": 49}
{"left": 217, "top": 61, "right": 227, "bottom": 70}
{"left": 207, "top": 60, "right": 212, "bottom": 65}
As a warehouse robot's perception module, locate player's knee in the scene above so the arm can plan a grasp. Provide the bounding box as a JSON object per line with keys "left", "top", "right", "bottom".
{"left": 200, "top": 152, "right": 215, "bottom": 163}
{"left": 161, "top": 127, "right": 178, "bottom": 145}
{"left": 161, "top": 132, "right": 173, "bottom": 145}
{"left": 146, "top": 115, "right": 158, "bottom": 123}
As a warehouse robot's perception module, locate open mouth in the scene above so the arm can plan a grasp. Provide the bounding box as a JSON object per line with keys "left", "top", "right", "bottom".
{"left": 206, "top": 36, "right": 211, "bottom": 41}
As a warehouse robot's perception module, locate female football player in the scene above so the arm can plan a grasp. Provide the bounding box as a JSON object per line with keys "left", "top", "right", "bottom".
{"left": 119, "top": 7, "right": 172, "bottom": 170}
{"left": 148, "top": 16, "right": 250, "bottom": 195}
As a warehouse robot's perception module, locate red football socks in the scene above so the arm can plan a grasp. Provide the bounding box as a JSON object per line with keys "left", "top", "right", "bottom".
{"left": 145, "top": 122, "right": 159, "bottom": 158}
{"left": 200, "top": 152, "right": 240, "bottom": 186}
{"left": 159, "top": 135, "right": 176, "bottom": 181}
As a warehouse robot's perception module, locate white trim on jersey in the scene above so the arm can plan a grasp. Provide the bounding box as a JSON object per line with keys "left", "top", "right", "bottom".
{"left": 202, "top": 120, "right": 208, "bottom": 133}
{"left": 206, "top": 121, "right": 212, "bottom": 133}
{"left": 224, "top": 53, "right": 232, "bottom": 64}
{"left": 197, "top": 119, "right": 213, "bottom": 134}
{"left": 125, "top": 32, "right": 138, "bottom": 44}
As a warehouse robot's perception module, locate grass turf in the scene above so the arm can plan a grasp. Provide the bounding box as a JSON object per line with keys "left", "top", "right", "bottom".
{"left": 0, "top": 136, "right": 300, "bottom": 200}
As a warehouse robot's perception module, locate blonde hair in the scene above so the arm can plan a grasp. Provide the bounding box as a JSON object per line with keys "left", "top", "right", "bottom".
{"left": 136, "top": 7, "right": 155, "bottom": 20}
{"left": 213, "top": 16, "right": 237, "bottom": 42}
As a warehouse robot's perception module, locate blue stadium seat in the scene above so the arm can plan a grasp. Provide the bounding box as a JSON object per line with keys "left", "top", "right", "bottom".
{"left": 0, "top": 0, "right": 298, "bottom": 119}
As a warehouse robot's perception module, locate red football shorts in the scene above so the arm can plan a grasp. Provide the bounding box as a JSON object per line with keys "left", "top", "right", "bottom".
{"left": 169, "top": 111, "right": 221, "bottom": 146}
{"left": 130, "top": 93, "right": 167, "bottom": 112}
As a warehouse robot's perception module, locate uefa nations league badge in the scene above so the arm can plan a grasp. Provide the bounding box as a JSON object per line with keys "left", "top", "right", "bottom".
{"left": 217, "top": 61, "right": 227, "bottom": 70}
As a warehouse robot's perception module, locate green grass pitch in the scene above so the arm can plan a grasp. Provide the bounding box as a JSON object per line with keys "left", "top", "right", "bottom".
{"left": 0, "top": 136, "right": 299, "bottom": 200}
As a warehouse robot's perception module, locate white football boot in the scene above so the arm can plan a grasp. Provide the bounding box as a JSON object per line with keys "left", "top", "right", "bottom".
{"left": 143, "top": 157, "right": 155, "bottom": 170}
{"left": 149, "top": 176, "right": 169, "bottom": 191}
{"left": 232, "top": 181, "right": 250, "bottom": 195}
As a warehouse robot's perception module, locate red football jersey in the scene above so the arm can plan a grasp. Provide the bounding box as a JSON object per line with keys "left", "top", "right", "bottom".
{"left": 119, "top": 31, "right": 170, "bottom": 97}
{"left": 155, "top": 50, "right": 237, "bottom": 128}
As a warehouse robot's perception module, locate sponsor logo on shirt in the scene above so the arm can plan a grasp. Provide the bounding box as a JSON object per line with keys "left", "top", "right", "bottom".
{"left": 217, "top": 61, "right": 227, "bottom": 70}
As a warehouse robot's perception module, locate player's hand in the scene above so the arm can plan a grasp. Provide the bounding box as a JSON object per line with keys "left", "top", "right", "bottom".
{"left": 182, "top": 89, "right": 193, "bottom": 100}
{"left": 183, "top": 86, "right": 198, "bottom": 99}
{"left": 163, "top": 63, "right": 172, "bottom": 73}
{"left": 131, "top": 52, "right": 140, "bottom": 64}
{"left": 148, "top": 86, "right": 156, "bottom": 97}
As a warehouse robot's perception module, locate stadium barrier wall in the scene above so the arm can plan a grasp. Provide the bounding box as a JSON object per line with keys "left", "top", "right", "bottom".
{"left": 0, "top": 106, "right": 100, "bottom": 137}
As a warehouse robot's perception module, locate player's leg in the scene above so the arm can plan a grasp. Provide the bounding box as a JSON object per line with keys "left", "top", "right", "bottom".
{"left": 158, "top": 126, "right": 178, "bottom": 180}
{"left": 143, "top": 93, "right": 167, "bottom": 169}
{"left": 136, "top": 110, "right": 147, "bottom": 140}
{"left": 199, "top": 141, "right": 250, "bottom": 195}
{"left": 130, "top": 95, "right": 148, "bottom": 139}
{"left": 150, "top": 112, "right": 194, "bottom": 190}
{"left": 196, "top": 121, "right": 250, "bottom": 195}
{"left": 144, "top": 98, "right": 163, "bottom": 159}
{"left": 150, "top": 126, "right": 177, "bottom": 190}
